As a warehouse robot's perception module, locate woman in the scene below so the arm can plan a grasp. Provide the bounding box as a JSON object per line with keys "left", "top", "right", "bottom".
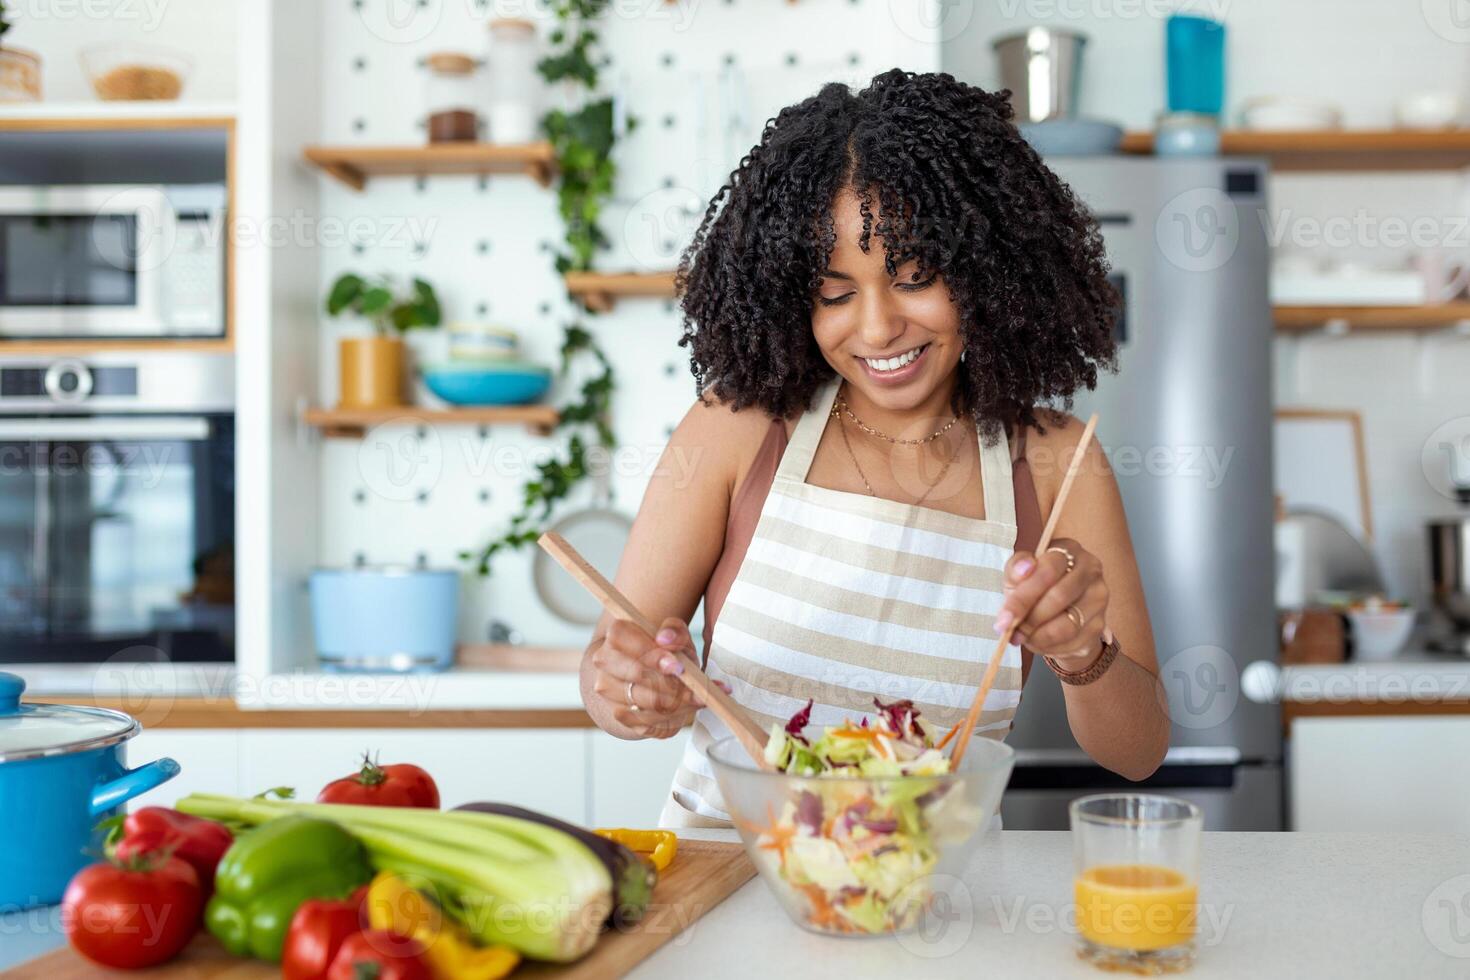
{"left": 581, "top": 70, "right": 1170, "bottom": 827}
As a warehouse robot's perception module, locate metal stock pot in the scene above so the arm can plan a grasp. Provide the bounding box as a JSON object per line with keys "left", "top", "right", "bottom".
{"left": 0, "top": 672, "right": 180, "bottom": 908}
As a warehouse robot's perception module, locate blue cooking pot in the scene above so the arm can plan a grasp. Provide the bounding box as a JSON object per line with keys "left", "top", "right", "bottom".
{"left": 0, "top": 672, "right": 180, "bottom": 909}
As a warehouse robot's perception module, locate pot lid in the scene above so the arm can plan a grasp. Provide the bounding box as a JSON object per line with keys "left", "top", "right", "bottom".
{"left": 0, "top": 672, "right": 139, "bottom": 762}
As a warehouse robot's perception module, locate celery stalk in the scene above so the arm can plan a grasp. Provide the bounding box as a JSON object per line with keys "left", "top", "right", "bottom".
{"left": 176, "top": 793, "right": 612, "bottom": 962}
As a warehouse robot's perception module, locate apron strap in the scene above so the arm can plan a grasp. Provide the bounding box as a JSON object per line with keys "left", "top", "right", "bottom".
{"left": 774, "top": 379, "right": 840, "bottom": 484}
{"left": 978, "top": 425, "right": 1018, "bottom": 528}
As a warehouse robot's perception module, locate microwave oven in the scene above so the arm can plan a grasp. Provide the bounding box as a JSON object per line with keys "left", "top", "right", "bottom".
{"left": 0, "top": 184, "right": 226, "bottom": 339}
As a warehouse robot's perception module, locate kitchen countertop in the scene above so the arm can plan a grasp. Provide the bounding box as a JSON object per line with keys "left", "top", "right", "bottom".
{"left": 8, "top": 652, "right": 588, "bottom": 721}
{"left": 637, "top": 830, "right": 1470, "bottom": 978}
{"left": 7, "top": 831, "right": 1468, "bottom": 977}
{"left": 1279, "top": 651, "right": 1470, "bottom": 702}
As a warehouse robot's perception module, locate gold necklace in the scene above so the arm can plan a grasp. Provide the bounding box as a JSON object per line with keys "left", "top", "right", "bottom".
{"left": 836, "top": 408, "right": 960, "bottom": 506}
{"left": 832, "top": 396, "right": 960, "bottom": 445}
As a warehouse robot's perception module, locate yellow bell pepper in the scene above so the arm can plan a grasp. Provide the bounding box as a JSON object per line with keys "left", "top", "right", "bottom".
{"left": 594, "top": 828, "right": 677, "bottom": 871}
{"left": 364, "top": 871, "right": 520, "bottom": 980}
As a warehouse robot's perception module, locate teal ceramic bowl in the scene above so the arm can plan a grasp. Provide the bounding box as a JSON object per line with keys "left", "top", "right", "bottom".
{"left": 423, "top": 362, "right": 551, "bottom": 406}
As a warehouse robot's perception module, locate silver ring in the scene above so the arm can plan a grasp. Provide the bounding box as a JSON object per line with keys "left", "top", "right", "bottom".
{"left": 1046, "top": 545, "right": 1077, "bottom": 574}
{"left": 626, "top": 680, "right": 640, "bottom": 712}
{"left": 1065, "top": 604, "right": 1086, "bottom": 630}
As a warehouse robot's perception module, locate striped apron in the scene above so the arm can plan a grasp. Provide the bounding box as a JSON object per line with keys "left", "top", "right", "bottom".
{"left": 661, "top": 379, "right": 1024, "bottom": 828}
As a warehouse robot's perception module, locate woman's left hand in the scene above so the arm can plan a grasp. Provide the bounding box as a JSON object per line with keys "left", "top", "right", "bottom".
{"left": 997, "top": 538, "right": 1109, "bottom": 670}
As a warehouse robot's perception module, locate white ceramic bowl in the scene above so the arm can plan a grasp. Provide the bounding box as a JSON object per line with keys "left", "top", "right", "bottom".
{"left": 1238, "top": 97, "right": 1341, "bottom": 132}
{"left": 1347, "top": 608, "right": 1416, "bottom": 661}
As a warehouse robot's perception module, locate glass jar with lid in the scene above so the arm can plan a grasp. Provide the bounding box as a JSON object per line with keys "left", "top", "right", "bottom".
{"left": 423, "top": 51, "right": 483, "bottom": 143}
{"left": 486, "top": 18, "right": 540, "bottom": 144}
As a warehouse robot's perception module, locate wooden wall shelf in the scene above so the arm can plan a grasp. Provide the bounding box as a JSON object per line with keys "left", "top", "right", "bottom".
{"left": 303, "top": 404, "right": 560, "bottom": 437}
{"left": 303, "top": 142, "right": 556, "bottom": 190}
{"left": 0, "top": 104, "right": 236, "bottom": 130}
{"left": 1274, "top": 304, "right": 1470, "bottom": 333}
{"left": 1122, "top": 129, "right": 1470, "bottom": 171}
{"left": 564, "top": 270, "right": 677, "bottom": 312}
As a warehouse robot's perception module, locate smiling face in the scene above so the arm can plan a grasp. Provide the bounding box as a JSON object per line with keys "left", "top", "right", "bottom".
{"left": 810, "top": 187, "right": 965, "bottom": 416}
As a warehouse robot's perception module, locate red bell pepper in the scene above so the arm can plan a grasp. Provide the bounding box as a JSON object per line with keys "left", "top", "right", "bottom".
{"left": 326, "top": 931, "right": 431, "bottom": 980}
{"left": 114, "top": 807, "right": 234, "bottom": 894}
{"left": 282, "top": 887, "right": 370, "bottom": 980}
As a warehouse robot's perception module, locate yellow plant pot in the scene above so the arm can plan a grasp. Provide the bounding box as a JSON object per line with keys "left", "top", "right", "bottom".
{"left": 338, "top": 336, "right": 405, "bottom": 408}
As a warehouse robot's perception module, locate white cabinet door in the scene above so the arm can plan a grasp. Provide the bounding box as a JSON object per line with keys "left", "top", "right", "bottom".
{"left": 1291, "top": 716, "right": 1470, "bottom": 832}
{"left": 238, "top": 729, "right": 588, "bottom": 823}
{"left": 129, "top": 731, "right": 243, "bottom": 806}
{"left": 587, "top": 730, "right": 690, "bottom": 827}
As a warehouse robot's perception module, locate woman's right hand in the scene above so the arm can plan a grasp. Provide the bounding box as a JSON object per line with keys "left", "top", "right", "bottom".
{"left": 589, "top": 617, "right": 726, "bottom": 739}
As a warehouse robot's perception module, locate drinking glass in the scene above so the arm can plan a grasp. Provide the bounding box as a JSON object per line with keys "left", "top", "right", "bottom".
{"left": 1070, "top": 794, "right": 1203, "bottom": 973}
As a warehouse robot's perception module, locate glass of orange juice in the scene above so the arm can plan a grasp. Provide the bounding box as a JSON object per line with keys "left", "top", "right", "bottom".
{"left": 1070, "top": 794, "right": 1203, "bottom": 973}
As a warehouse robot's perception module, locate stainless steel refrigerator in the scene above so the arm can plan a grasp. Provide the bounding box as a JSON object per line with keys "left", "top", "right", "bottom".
{"left": 1000, "top": 157, "right": 1283, "bottom": 831}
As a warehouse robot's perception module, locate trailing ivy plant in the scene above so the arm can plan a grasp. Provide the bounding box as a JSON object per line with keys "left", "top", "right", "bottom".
{"left": 465, "top": 1, "right": 623, "bottom": 576}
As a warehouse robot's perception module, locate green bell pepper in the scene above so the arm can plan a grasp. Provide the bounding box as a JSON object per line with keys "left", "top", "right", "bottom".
{"left": 205, "top": 814, "right": 374, "bottom": 962}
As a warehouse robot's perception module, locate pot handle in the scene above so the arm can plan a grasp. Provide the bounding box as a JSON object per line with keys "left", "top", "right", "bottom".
{"left": 90, "top": 758, "right": 182, "bottom": 817}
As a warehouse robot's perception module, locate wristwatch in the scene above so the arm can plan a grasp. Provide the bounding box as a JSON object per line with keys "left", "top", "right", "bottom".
{"left": 1044, "top": 633, "right": 1121, "bottom": 686}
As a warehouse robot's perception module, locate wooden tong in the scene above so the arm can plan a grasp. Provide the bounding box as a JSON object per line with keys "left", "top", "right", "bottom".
{"left": 537, "top": 532, "right": 773, "bottom": 768}
{"left": 948, "top": 414, "right": 1100, "bottom": 766}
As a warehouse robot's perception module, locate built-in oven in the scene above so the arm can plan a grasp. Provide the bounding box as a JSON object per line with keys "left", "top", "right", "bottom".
{"left": 0, "top": 184, "right": 225, "bottom": 339}
{"left": 0, "top": 354, "right": 234, "bottom": 664}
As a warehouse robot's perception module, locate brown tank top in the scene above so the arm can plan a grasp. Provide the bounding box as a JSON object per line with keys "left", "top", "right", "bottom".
{"left": 701, "top": 418, "right": 1044, "bottom": 684}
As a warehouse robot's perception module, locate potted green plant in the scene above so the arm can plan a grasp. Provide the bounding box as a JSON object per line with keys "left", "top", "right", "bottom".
{"left": 0, "top": 2, "right": 42, "bottom": 103}
{"left": 325, "top": 273, "right": 441, "bottom": 409}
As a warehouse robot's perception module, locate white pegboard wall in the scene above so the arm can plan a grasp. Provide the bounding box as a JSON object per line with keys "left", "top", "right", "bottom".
{"left": 312, "top": 0, "right": 946, "bottom": 649}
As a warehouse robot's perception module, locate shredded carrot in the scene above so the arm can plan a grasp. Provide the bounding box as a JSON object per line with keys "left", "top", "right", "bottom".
{"left": 752, "top": 802, "right": 796, "bottom": 862}
{"left": 936, "top": 724, "right": 959, "bottom": 750}
{"left": 798, "top": 884, "right": 858, "bottom": 933}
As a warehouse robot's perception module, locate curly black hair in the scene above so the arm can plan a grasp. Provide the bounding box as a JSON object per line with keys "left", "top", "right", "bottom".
{"left": 676, "top": 68, "right": 1119, "bottom": 442}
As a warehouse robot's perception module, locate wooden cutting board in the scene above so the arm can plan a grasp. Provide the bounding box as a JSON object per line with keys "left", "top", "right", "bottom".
{"left": 7, "top": 839, "right": 755, "bottom": 980}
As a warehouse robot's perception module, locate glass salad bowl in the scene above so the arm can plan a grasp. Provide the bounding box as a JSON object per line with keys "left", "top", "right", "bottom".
{"left": 708, "top": 733, "right": 1015, "bottom": 937}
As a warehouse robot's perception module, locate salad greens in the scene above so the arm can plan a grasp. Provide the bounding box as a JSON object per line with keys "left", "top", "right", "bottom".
{"left": 751, "top": 699, "right": 975, "bottom": 935}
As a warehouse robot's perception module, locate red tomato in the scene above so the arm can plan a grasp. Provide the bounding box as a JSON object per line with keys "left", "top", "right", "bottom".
{"left": 326, "top": 931, "right": 431, "bottom": 980}
{"left": 282, "top": 889, "right": 369, "bottom": 980}
{"left": 317, "top": 754, "right": 439, "bottom": 809}
{"left": 62, "top": 855, "right": 203, "bottom": 969}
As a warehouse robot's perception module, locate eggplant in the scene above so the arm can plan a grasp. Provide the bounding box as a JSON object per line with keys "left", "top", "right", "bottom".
{"left": 453, "top": 802, "right": 655, "bottom": 927}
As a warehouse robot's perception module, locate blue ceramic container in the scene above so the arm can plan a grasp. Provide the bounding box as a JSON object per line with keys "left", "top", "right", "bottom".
{"left": 0, "top": 672, "right": 180, "bottom": 909}
{"left": 310, "top": 567, "right": 459, "bottom": 673}
{"left": 423, "top": 362, "right": 551, "bottom": 406}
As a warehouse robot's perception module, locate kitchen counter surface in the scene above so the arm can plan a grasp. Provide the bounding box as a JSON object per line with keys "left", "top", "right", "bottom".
{"left": 1280, "top": 652, "right": 1470, "bottom": 702}
{"left": 10, "top": 651, "right": 588, "bottom": 722}
{"left": 638, "top": 830, "right": 1470, "bottom": 978}
{"left": 7, "top": 831, "right": 1465, "bottom": 977}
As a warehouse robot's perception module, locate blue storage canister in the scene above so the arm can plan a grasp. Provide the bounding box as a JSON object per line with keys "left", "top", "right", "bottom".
{"left": 1166, "top": 14, "right": 1225, "bottom": 116}
{"left": 309, "top": 567, "right": 460, "bottom": 673}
